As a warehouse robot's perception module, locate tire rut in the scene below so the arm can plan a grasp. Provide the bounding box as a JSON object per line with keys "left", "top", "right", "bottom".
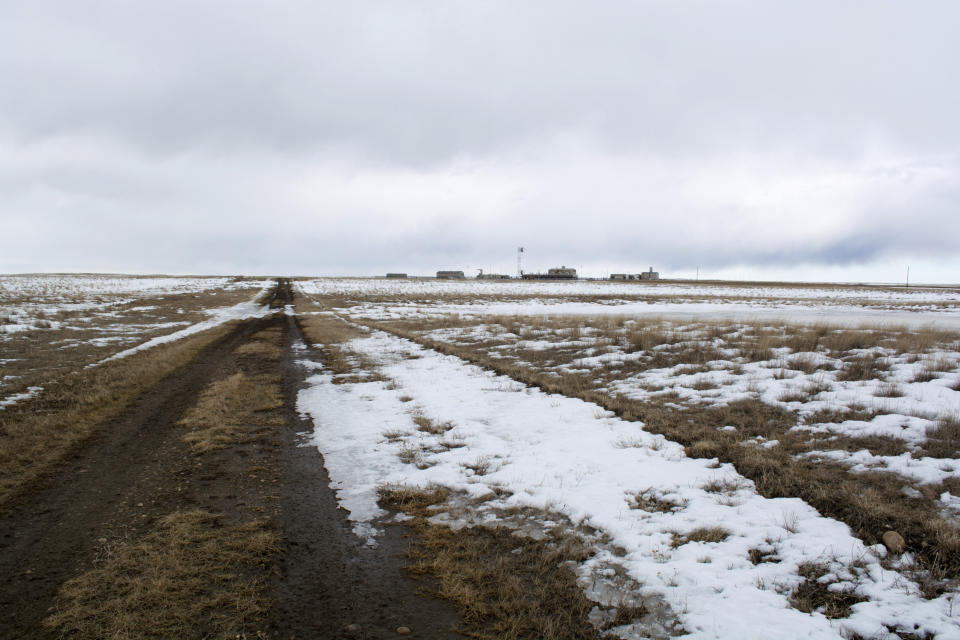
{"left": 0, "top": 304, "right": 277, "bottom": 638}
{"left": 270, "top": 280, "right": 464, "bottom": 639}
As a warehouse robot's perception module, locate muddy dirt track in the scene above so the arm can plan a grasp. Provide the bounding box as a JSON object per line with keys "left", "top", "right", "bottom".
{"left": 0, "top": 280, "right": 464, "bottom": 639}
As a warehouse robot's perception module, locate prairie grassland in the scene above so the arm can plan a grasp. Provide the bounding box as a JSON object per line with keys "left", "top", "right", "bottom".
{"left": 371, "top": 314, "right": 960, "bottom": 597}
{"left": 0, "top": 321, "right": 241, "bottom": 507}
{"left": 0, "top": 277, "right": 273, "bottom": 506}
{"left": 0, "top": 278, "right": 269, "bottom": 402}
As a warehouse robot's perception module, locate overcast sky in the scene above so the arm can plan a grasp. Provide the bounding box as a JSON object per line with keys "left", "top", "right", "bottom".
{"left": 2, "top": 1, "right": 958, "bottom": 282}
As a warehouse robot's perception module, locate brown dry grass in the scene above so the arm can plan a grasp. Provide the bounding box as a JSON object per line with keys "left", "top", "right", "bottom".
{"left": 836, "top": 353, "right": 889, "bottom": 382}
{"left": 920, "top": 415, "right": 960, "bottom": 459}
{"left": 414, "top": 415, "right": 454, "bottom": 435}
{"left": 788, "top": 562, "right": 866, "bottom": 619}
{"left": 178, "top": 372, "right": 284, "bottom": 453}
{"left": 378, "top": 487, "right": 649, "bottom": 639}
{"left": 0, "top": 322, "right": 243, "bottom": 507}
{"left": 295, "top": 312, "right": 366, "bottom": 347}
{"left": 44, "top": 509, "right": 279, "bottom": 639}
{"left": 234, "top": 328, "right": 284, "bottom": 360}
{"left": 671, "top": 526, "right": 729, "bottom": 547}
{"left": 629, "top": 490, "right": 686, "bottom": 513}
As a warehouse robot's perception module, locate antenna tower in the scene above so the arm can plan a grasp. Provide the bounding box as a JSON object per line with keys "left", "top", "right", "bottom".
{"left": 517, "top": 246, "right": 524, "bottom": 278}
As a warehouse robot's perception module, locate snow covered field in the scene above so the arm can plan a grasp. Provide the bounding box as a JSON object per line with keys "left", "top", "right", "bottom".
{"left": 0, "top": 274, "right": 267, "bottom": 333}
{"left": 295, "top": 278, "right": 960, "bottom": 639}
{"left": 297, "top": 324, "right": 960, "bottom": 639}
{"left": 299, "top": 277, "right": 960, "bottom": 307}
{"left": 298, "top": 277, "right": 960, "bottom": 335}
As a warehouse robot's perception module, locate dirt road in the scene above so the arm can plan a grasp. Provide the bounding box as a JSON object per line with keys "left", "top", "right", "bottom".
{"left": 0, "top": 280, "right": 463, "bottom": 639}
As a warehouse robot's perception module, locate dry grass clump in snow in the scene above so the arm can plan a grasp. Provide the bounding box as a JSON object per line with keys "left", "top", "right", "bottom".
{"left": 873, "top": 382, "right": 905, "bottom": 398}
{"left": 788, "top": 562, "right": 867, "bottom": 620}
{"left": 630, "top": 489, "right": 687, "bottom": 513}
{"left": 835, "top": 353, "right": 889, "bottom": 382}
{"left": 920, "top": 415, "right": 960, "bottom": 459}
{"left": 413, "top": 415, "right": 455, "bottom": 435}
{"left": 671, "top": 526, "right": 729, "bottom": 548}
{"left": 44, "top": 509, "right": 279, "bottom": 639}
{"left": 378, "top": 487, "right": 651, "bottom": 640}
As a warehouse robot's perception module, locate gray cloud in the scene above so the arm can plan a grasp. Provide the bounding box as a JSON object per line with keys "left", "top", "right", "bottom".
{"left": 2, "top": 1, "right": 959, "bottom": 281}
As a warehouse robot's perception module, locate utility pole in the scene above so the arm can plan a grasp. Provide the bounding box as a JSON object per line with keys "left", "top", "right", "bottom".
{"left": 517, "top": 247, "right": 524, "bottom": 279}
{"left": 696, "top": 266, "right": 699, "bottom": 282}
{"left": 906, "top": 265, "right": 910, "bottom": 288}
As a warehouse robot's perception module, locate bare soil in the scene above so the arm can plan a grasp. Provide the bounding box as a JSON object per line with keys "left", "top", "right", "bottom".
{"left": 0, "top": 281, "right": 464, "bottom": 639}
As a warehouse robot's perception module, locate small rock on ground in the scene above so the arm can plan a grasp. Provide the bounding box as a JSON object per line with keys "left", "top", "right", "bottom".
{"left": 882, "top": 530, "right": 906, "bottom": 553}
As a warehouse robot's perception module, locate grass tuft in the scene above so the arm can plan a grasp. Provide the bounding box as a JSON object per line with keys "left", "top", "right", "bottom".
{"left": 788, "top": 562, "right": 866, "bottom": 619}
{"left": 378, "top": 488, "right": 650, "bottom": 639}
{"left": 44, "top": 509, "right": 279, "bottom": 639}
{"left": 671, "top": 527, "right": 729, "bottom": 547}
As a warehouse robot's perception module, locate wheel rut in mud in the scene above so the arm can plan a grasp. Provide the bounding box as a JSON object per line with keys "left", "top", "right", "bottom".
{"left": 0, "top": 280, "right": 464, "bottom": 639}
{"left": 270, "top": 281, "right": 463, "bottom": 639}
{"left": 0, "top": 309, "right": 272, "bottom": 638}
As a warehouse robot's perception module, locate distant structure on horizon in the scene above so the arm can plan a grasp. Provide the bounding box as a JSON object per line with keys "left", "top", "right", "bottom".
{"left": 436, "top": 270, "right": 466, "bottom": 279}
{"left": 522, "top": 265, "right": 577, "bottom": 280}
{"left": 476, "top": 269, "right": 510, "bottom": 280}
{"left": 386, "top": 273, "right": 407, "bottom": 278}
{"left": 611, "top": 267, "right": 661, "bottom": 281}
{"left": 640, "top": 267, "right": 660, "bottom": 280}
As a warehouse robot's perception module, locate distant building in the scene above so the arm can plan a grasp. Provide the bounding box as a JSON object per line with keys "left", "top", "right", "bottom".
{"left": 477, "top": 273, "right": 510, "bottom": 280}
{"left": 610, "top": 273, "right": 637, "bottom": 281}
{"left": 386, "top": 273, "right": 407, "bottom": 279}
{"left": 547, "top": 266, "right": 577, "bottom": 279}
{"left": 639, "top": 267, "right": 660, "bottom": 281}
{"left": 436, "top": 270, "right": 466, "bottom": 279}
{"left": 522, "top": 266, "right": 577, "bottom": 280}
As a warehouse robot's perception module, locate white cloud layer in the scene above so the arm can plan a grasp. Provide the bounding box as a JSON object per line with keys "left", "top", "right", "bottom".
{"left": 2, "top": 1, "right": 958, "bottom": 281}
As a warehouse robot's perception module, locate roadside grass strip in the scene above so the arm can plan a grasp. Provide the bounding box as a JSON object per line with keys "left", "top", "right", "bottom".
{"left": 298, "top": 330, "right": 960, "bottom": 640}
